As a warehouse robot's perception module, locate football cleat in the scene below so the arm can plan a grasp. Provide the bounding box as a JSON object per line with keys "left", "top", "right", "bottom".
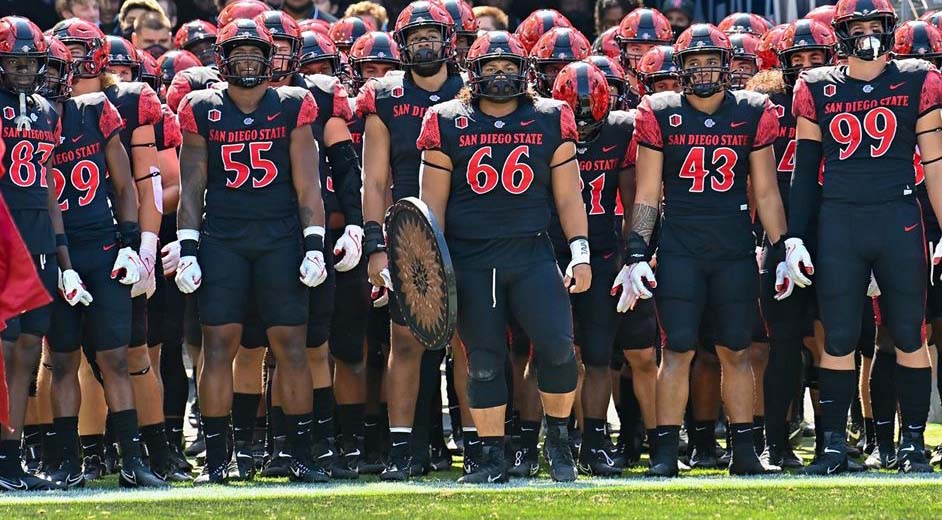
{"left": 729, "top": 452, "right": 781, "bottom": 476}
{"left": 688, "top": 444, "right": 719, "bottom": 469}
{"left": 358, "top": 452, "right": 385, "bottom": 475}
{"left": 429, "top": 444, "right": 452, "bottom": 472}
{"left": 317, "top": 441, "right": 358, "bottom": 480}
{"left": 260, "top": 449, "right": 293, "bottom": 478}
{"left": 898, "top": 434, "right": 933, "bottom": 474}
{"left": 380, "top": 453, "right": 416, "bottom": 481}
{"left": 507, "top": 445, "right": 540, "bottom": 477}
{"left": 168, "top": 443, "right": 193, "bottom": 473}
{"left": 544, "top": 425, "right": 577, "bottom": 482}
{"left": 289, "top": 456, "right": 329, "bottom": 483}
{"left": 231, "top": 443, "right": 256, "bottom": 481}
{"left": 48, "top": 459, "right": 86, "bottom": 489}
{"left": 801, "top": 432, "right": 849, "bottom": 475}
{"left": 0, "top": 465, "right": 60, "bottom": 491}
{"left": 645, "top": 459, "right": 679, "bottom": 478}
{"left": 762, "top": 444, "right": 804, "bottom": 469}
{"left": 184, "top": 433, "right": 206, "bottom": 458}
{"left": 82, "top": 454, "right": 106, "bottom": 481}
{"left": 119, "top": 458, "right": 169, "bottom": 488}
{"left": 457, "top": 445, "right": 507, "bottom": 484}
{"left": 865, "top": 445, "right": 898, "bottom": 470}
{"left": 577, "top": 447, "right": 622, "bottom": 477}
{"left": 194, "top": 462, "right": 229, "bottom": 485}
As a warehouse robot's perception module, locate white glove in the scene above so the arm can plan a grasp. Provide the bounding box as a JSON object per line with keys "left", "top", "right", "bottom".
{"left": 611, "top": 262, "right": 656, "bottom": 313}
{"left": 564, "top": 237, "right": 591, "bottom": 292}
{"left": 371, "top": 285, "right": 389, "bottom": 307}
{"left": 111, "top": 247, "right": 142, "bottom": 285}
{"left": 300, "top": 251, "right": 328, "bottom": 288}
{"left": 773, "top": 261, "right": 794, "bottom": 301}
{"left": 161, "top": 240, "right": 180, "bottom": 276}
{"left": 784, "top": 237, "right": 814, "bottom": 288}
{"left": 175, "top": 256, "right": 202, "bottom": 294}
{"left": 58, "top": 268, "right": 93, "bottom": 306}
{"left": 867, "top": 272, "right": 881, "bottom": 298}
{"left": 131, "top": 232, "right": 158, "bottom": 298}
{"left": 932, "top": 240, "right": 942, "bottom": 268}
{"left": 333, "top": 225, "right": 364, "bottom": 272}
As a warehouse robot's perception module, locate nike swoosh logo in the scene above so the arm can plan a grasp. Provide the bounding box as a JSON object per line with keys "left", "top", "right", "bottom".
{"left": 695, "top": 427, "right": 707, "bottom": 432}
{"left": 103, "top": 243, "right": 116, "bottom": 251}
{"left": 905, "top": 224, "right": 918, "bottom": 232}
{"left": 901, "top": 446, "right": 916, "bottom": 452}
{"left": 318, "top": 450, "right": 334, "bottom": 459}
{"left": 520, "top": 428, "right": 534, "bottom": 432}
{"left": 72, "top": 134, "right": 83, "bottom": 143}
{"left": 206, "top": 433, "right": 221, "bottom": 439}
{"left": 602, "top": 145, "right": 617, "bottom": 153}
{"left": 466, "top": 440, "right": 480, "bottom": 445}
{"left": 0, "top": 477, "right": 28, "bottom": 491}
{"left": 392, "top": 441, "right": 408, "bottom": 447}
{"left": 267, "top": 112, "right": 281, "bottom": 121}
{"left": 876, "top": 420, "right": 891, "bottom": 425}
{"left": 299, "top": 419, "right": 313, "bottom": 426}
{"left": 826, "top": 464, "right": 840, "bottom": 474}
{"left": 520, "top": 120, "right": 535, "bottom": 126}
{"left": 345, "top": 449, "right": 361, "bottom": 457}
{"left": 277, "top": 451, "right": 292, "bottom": 458}
{"left": 317, "top": 418, "right": 331, "bottom": 424}
{"left": 731, "top": 121, "right": 747, "bottom": 128}
{"left": 820, "top": 400, "right": 834, "bottom": 404}
{"left": 658, "top": 431, "right": 669, "bottom": 437}
{"left": 824, "top": 448, "right": 841, "bottom": 454}
{"left": 487, "top": 473, "right": 503, "bottom": 482}
{"left": 889, "top": 82, "right": 905, "bottom": 90}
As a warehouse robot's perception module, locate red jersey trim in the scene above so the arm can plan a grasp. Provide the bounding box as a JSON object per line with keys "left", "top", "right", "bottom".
{"left": 297, "top": 93, "right": 319, "bottom": 128}
{"left": 919, "top": 68, "right": 942, "bottom": 117}
{"left": 100, "top": 100, "right": 123, "bottom": 141}
{"left": 166, "top": 76, "right": 193, "bottom": 113}
{"left": 355, "top": 81, "right": 377, "bottom": 118}
{"left": 416, "top": 108, "right": 442, "bottom": 151}
{"left": 633, "top": 98, "right": 663, "bottom": 150}
{"left": 792, "top": 78, "right": 816, "bottom": 122}
{"left": 332, "top": 81, "right": 353, "bottom": 121}
{"left": 754, "top": 99, "right": 780, "bottom": 150}
{"left": 138, "top": 85, "right": 163, "bottom": 126}
{"left": 177, "top": 97, "right": 199, "bottom": 135}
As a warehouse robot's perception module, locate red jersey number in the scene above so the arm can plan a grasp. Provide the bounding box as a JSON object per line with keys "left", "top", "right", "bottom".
{"left": 777, "top": 139, "right": 796, "bottom": 173}
{"left": 679, "top": 147, "right": 738, "bottom": 193}
{"left": 8, "top": 141, "right": 55, "bottom": 188}
{"left": 53, "top": 160, "right": 101, "bottom": 212}
{"left": 221, "top": 142, "right": 278, "bottom": 189}
{"left": 829, "top": 107, "right": 897, "bottom": 160}
{"left": 467, "top": 145, "right": 534, "bottom": 195}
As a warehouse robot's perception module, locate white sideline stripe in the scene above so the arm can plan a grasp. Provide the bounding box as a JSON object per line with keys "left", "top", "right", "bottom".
{"left": 2, "top": 475, "right": 942, "bottom": 505}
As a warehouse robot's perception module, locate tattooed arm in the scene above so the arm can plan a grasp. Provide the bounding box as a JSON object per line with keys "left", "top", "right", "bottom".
{"left": 625, "top": 146, "right": 663, "bottom": 262}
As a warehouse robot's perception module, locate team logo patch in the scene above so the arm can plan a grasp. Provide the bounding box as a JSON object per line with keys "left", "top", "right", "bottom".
{"left": 429, "top": 94, "right": 440, "bottom": 102}
{"left": 823, "top": 84, "right": 836, "bottom": 97}
{"left": 455, "top": 116, "right": 468, "bottom": 129}
{"left": 392, "top": 86, "right": 404, "bottom": 98}
{"left": 494, "top": 120, "right": 505, "bottom": 129}
{"left": 2, "top": 107, "right": 14, "bottom": 120}
{"left": 862, "top": 84, "right": 874, "bottom": 94}
{"left": 668, "top": 114, "right": 682, "bottom": 127}
{"left": 704, "top": 118, "right": 715, "bottom": 128}
{"left": 208, "top": 109, "right": 221, "bottom": 121}
{"left": 243, "top": 117, "right": 254, "bottom": 125}
{"left": 773, "top": 104, "right": 785, "bottom": 118}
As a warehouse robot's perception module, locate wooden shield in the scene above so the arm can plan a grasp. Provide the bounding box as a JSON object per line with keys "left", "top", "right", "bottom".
{"left": 385, "top": 197, "right": 457, "bottom": 351}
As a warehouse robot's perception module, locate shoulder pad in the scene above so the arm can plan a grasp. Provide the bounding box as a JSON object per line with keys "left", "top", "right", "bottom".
{"left": 301, "top": 73, "right": 341, "bottom": 94}
{"left": 732, "top": 89, "right": 769, "bottom": 109}
{"left": 276, "top": 85, "right": 312, "bottom": 102}
{"left": 645, "top": 91, "right": 682, "bottom": 112}
{"left": 796, "top": 65, "right": 837, "bottom": 85}
{"left": 607, "top": 109, "right": 635, "bottom": 128}
{"left": 894, "top": 58, "right": 933, "bottom": 74}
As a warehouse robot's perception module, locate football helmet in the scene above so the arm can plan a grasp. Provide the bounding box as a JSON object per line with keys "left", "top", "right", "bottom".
{"left": 256, "top": 10, "right": 302, "bottom": 79}
{"left": 105, "top": 36, "right": 140, "bottom": 81}
{"left": 584, "top": 54, "right": 627, "bottom": 110}
{"left": 515, "top": 9, "right": 572, "bottom": 53}
{"left": 757, "top": 24, "right": 788, "bottom": 70}
{"left": 173, "top": 20, "right": 218, "bottom": 65}
{"left": 551, "top": 61, "right": 610, "bottom": 143}
{"left": 636, "top": 45, "right": 680, "bottom": 94}
{"left": 529, "top": 27, "right": 591, "bottom": 96}
{"left": 299, "top": 30, "right": 341, "bottom": 75}
{"left": 615, "top": 8, "right": 673, "bottom": 71}
{"left": 349, "top": 31, "right": 401, "bottom": 91}
{"left": 51, "top": 17, "right": 109, "bottom": 78}
{"left": 466, "top": 31, "right": 529, "bottom": 101}
{"left": 0, "top": 16, "right": 48, "bottom": 94}
{"left": 215, "top": 18, "right": 274, "bottom": 88}
{"left": 778, "top": 19, "right": 837, "bottom": 86}
{"left": 832, "top": 0, "right": 897, "bottom": 61}
{"left": 718, "top": 12, "right": 772, "bottom": 36}
{"left": 893, "top": 20, "right": 942, "bottom": 67}
{"left": 728, "top": 32, "right": 760, "bottom": 89}
{"left": 392, "top": 1, "right": 454, "bottom": 76}
{"left": 673, "top": 23, "right": 732, "bottom": 98}
{"left": 40, "top": 35, "right": 71, "bottom": 100}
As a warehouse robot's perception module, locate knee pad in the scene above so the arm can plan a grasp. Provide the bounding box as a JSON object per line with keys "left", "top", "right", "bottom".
{"left": 886, "top": 323, "right": 924, "bottom": 354}
{"left": 329, "top": 337, "right": 365, "bottom": 365}
{"left": 665, "top": 328, "right": 698, "bottom": 353}
{"left": 467, "top": 350, "right": 506, "bottom": 409}
{"left": 534, "top": 345, "right": 578, "bottom": 395}
{"left": 823, "top": 328, "right": 859, "bottom": 358}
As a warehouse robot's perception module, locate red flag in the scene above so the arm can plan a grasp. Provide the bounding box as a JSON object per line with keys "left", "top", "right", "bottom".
{"left": 0, "top": 192, "right": 52, "bottom": 425}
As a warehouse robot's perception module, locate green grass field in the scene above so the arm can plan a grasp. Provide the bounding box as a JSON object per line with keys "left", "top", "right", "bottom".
{"left": 3, "top": 425, "right": 942, "bottom": 519}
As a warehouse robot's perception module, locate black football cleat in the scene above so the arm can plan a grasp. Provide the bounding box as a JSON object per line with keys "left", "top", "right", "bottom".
{"left": 507, "top": 445, "right": 539, "bottom": 478}
{"left": 429, "top": 444, "right": 452, "bottom": 472}
{"left": 358, "top": 452, "right": 385, "bottom": 475}
{"left": 645, "top": 459, "right": 679, "bottom": 478}
{"left": 899, "top": 434, "right": 933, "bottom": 474}
{"left": 577, "top": 447, "right": 621, "bottom": 477}
{"left": 82, "top": 454, "right": 106, "bottom": 481}
{"left": 544, "top": 426, "right": 577, "bottom": 482}
{"left": 184, "top": 433, "right": 206, "bottom": 458}
{"left": 457, "top": 445, "right": 507, "bottom": 484}
{"left": 231, "top": 445, "right": 257, "bottom": 482}
{"left": 48, "top": 459, "right": 86, "bottom": 489}
{"left": 801, "top": 432, "right": 849, "bottom": 476}
{"left": 864, "top": 445, "right": 898, "bottom": 470}
{"left": 194, "top": 462, "right": 229, "bottom": 485}
{"left": 380, "top": 453, "right": 415, "bottom": 481}
{"left": 168, "top": 443, "right": 193, "bottom": 473}
{"left": 0, "top": 465, "right": 60, "bottom": 491}
{"left": 729, "top": 452, "right": 781, "bottom": 476}
{"left": 289, "top": 456, "right": 329, "bottom": 483}
{"left": 762, "top": 444, "right": 804, "bottom": 469}
{"left": 260, "top": 447, "right": 293, "bottom": 478}
{"left": 119, "top": 458, "right": 169, "bottom": 488}
{"left": 317, "top": 441, "right": 358, "bottom": 480}
{"left": 688, "top": 445, "right": 719, "bottom": 469}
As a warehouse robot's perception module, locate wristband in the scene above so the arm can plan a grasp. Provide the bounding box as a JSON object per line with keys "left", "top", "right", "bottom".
{"left": 141, "top": 231, "right": 159, "bottom": 257}
{"left": 624, "top": 232, "right": 650, "bottom": 265}
{"left": 117, "top": 221, "right": 141, "bottom": 250}
{"left": 363, "top": 221, "right": 386, "bottom": 256}
{"left": 178, "top": 229, "right": 200, "bottom": 257}
{"left": 568, "top": 236, "right": 590, "bottom": 265}
{"left": 303, "top": 225, "right": 325, "bottom": 252}
{"left": 55, "top": 233, "right": 69, "bottom": 248}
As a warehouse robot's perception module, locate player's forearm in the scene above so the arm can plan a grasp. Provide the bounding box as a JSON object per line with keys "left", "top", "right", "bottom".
{"left": 556, "top": 191, "right": 588, "bottom": 240}
{"left": 925, "top": 166, "right": 942, "bottom": 225}
{"left": 177, "top": 138, "right": 207, "bottom": 232}
{"left": 326, "top": 140, "right": 364, "bottom": 226}
{"left": 755, "top": 191, "right": 787, "bottom": 244}
{"left": 363, "top": 175, "right": 388, "bottom": 224}
{"left": 134, "top": 170, "right": 162, "bottom": 234}
{"left": 298, "top": 186, "right": 326, "bottom": 229}
{"left": 47, "top": 173, "right": 72, "bottom": 270}
{"left": 106, "top": 139, "right": 139, "bottom": 224}
{"left": 786, "top": 139, "right": 822, "bottom": 241}
{"left": 618, "top": 168, "right": 636, "bottom": 238}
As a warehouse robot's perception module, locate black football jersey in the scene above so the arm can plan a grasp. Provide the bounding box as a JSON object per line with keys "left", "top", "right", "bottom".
{"left": 0, "top": 90, "right": 61, "bottom": 253}
{"left": 356, "top": 71, "right": 465, "bottom": 201}
{"left": 634, "top": 90, "right": 779, "bottom": 259}
{"left": 793, "top": 60, "right": 942, "bottom": 205}
{"left": 548, "top": 110, "right": 636, "bottom": 255}
{"left": 104, "top": 81, "right": 162, "bottom": 156}
{"left": 178, "top": 85, "right": 318, "bottom": 232}
{"left": 767, "top": 91, "right": 796, "bottom": 200}
{"left": 52, "top": 92, "right": 123, "bottom": 243}
{"left": 166, "top": 65, "right": 222, "bottom": 113}
{"left": 347, "top": 97, "right": 364, "bottom": 155}
{"left": 155, "top": 103, "right": 182, "bottom": 152}
{"left": 417, "top": 97, "right": 577, "bottom": 254}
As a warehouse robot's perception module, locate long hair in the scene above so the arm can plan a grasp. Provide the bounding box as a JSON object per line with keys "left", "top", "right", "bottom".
{"left": 745, "top": 68, "right": 786, "bottom": 94}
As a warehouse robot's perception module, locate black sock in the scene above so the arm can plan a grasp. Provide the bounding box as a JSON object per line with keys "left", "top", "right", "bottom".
{"left": 40, "top": 424, "right": 59, "bottom": 469}
{"left": 164, "top": 417, "right": 184, "bottom": 448}
{"left": 753, "top": 416, "right": 765, "bottom": 454}
{"left": 110, "top": 409, "right": 143, "bottom": 465}
{"left": 336, "top": 404, "right": 365, "bottom": 451}
{"left": 863, "top": 418, "right": 876, "bottom": 447}
{"left": 582, "top": 417, "right": 606, "bottom": 451}
{"left": 813, "top": 414, "right": 824, "bottom": 455}
{"left": 764, "top": 334, "right": 802, "bottom": 449}
{"left": 24, "top": 425, "right": 40, "bottom": 450}
{"left": 870, "top": 352, "right": 897, "bottom": 447}
{"left": 546, "top": 414, "right": 568, "bottom": 439}
{"left": 729, "top": 422, "right": 756, "bottom": 458}
{"left": 389, "top": 430, "right": 411, "bottom": 458}
{"left": 691, "top": 420, "right": 715, "bottom": 455}
{"left": 480, "top": 435, "right": 504, "bottom": 460}
{"left": 312, "top": 387, "right": 334, "bottom": 443}
{"left": 232, "top": 393, "right": 261, "bottom": 445}
{"left": 519, "top": 420, "right": 540, "bottom": 449}
{"left": 653, "top": 425, "right": 680, "bottom": 463}
{"left": 0, "top": 439, "right": 20, "bottom": 473}
{"left": 896, "top": 365, "right": 931, "bottom": 438}
{"left": 818, "top": 368, "right": 856, "bottom": 434}
{"left": 364, "top": 413, "right": 382, "bottom": 455}
{"left": 140, "top": 423, "right": 169, "bottom": 470}
{"left": 53, "top": 416, "right": 80, "bottom": 463}
{"left": 201, "top": 415, "right": 231, "bottom": 468}
{"left": 284, "top": 413, "right": 314, "bottom": 460}
{"left": 80, "top": 434, "right": 104, "bottom": 460}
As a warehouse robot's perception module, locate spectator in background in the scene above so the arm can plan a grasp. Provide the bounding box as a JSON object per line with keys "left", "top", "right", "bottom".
{"left": 157, "top": 0, "right": 178, "bottom": 28}
{"left": 660, "top": 0, "right": 693, "bottom": 38}
{"left": 55, "top": 0, "right": 102, "bottom": 25}
{"left": 594, "top": 0, "right": 639, "bottom": 36}
{"left": 344, "top": 1, "right": 388, "bottom": 30}
{"left": 99, "top": 0, "right": 122, "bottom": 33}
{"left": 472, "top": 5, "right": 508, "bottom": 31}
{"left": 558, "top": 0, "right": 595, "bottom": 39}
{"left": 118, "top": 0, "right": 166, "bottom": 38}
{"left": 474, "top": 0, "right": 520, "bottom": 31}
{"left": 282, "top": 0, "right": 339, "bottom": 21}
{"left": 132, "top": 10, "right": 173, "bottom": 58}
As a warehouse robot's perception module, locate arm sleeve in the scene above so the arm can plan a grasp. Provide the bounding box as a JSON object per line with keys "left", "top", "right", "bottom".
{"left": 792, "top": 78, "right": 817, "bottom": 122}
{"left": 753, "top": 98, "right": 780, "bottom": 150}
{"left": 919, "top": 68, "right": 942, "bottom": 117}
{"left": 632, "top": 97, "right": 663, "bottom": 150}
{"left": 786, "top": 138, "right": 823, "bottom": 240}
{"left": 326, "top": 140, "right": 363, "bottom": 226}
{"left": 416, "top": 107, "right": 442, "bottom": 151}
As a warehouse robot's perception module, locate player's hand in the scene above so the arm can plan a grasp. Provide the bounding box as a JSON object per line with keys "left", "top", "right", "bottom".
{"left": 111, "top": 247, "right": 142, "bottom": 285}
{"left": 131, "top": 232, "right": 158, "bottom": 298}
{"left": 368, "top": 252, "right": 389, "bottom": 287}
{"left": 611, "top": 265, "right": 636, "bottom": 312}
{"left": 773, "top": 261, "right": 794, "bottom": 301}
{"left": 371, "top": 285, "right": 389, "bottom": 307}
{"left": 175, "top": 256, "right": 202, "bottom": 294}
{"left": 300, "top": 251, "right": 328, "bottom": 288}
{"left": 784, "top": 238, "right": 814, "bottom": 288}
{"left": 161, "top": 240, "right": 181, "bottom": 276}
{"left": 333, "top": 225, "right": 364, "bottom": 272}
{"left": 565, "top": 263, "right": 592, "bottom": 293}
{"left": 58, "top": 268, "right": 93, "bottom": 306}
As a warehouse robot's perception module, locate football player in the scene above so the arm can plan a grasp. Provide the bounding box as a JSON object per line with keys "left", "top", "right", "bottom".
{"left": 172, "top": 19, "right": 218, "bottom": 67}
{"left": 615, "top": 8, "right": 674, "bottom": 110}
{"left": 618, "top": 23, "right": 786, "bottom": 477}
{"left": 728, "top": 32, "right": 760, "bottom": 90}
{"left": 440, "top": 0, "right": 476, "bottom": 68}
{"left": 529, "top": 27, "right": 592, "bottom": 98}
{"left": 636, "top": 45, "right": 681, "bottom": 95}
{"left": 784, "top": 0, "right": 942, "bottom": 475}
{"left": 417, "top": 30, "right": 589, "bottom": 484}
{"left": 358, "top": 0, "right": 465, "bottom": 481}
{"left": 514, "top": 9, "right": 573, "bottom": 54}
{"left": 0, "top": 16, "right": 65, "bottom": 491}
{"left": 46, "top": 17, "right": 165, "bottom": 489}
{"left": 175, "top": 17, "right": 328, "bottom": 484}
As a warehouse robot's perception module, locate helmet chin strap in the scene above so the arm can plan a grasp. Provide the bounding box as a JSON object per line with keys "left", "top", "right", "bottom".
{"left": 14, "top": 92, "right": 31, "bottom": 131}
